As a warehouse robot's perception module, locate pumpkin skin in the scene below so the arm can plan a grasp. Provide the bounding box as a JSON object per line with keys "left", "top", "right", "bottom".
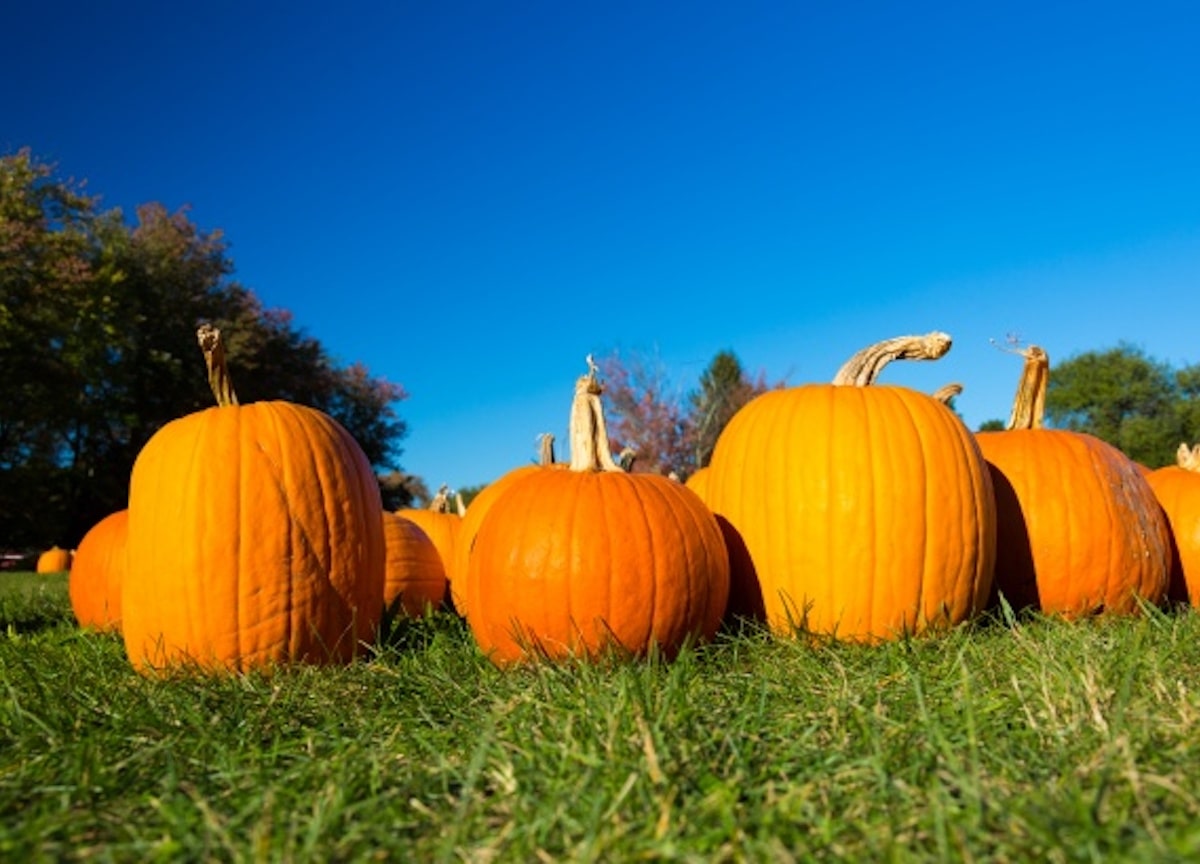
{"left": 69, "top": 509, "right": 128, "bottom": 631}
{"left": 684, "top": 467, "right": 710, "bottom": 502}
{"left": 396, "top": 486, "right": 460, "bottom": 603}
{"left": 36, "top": 546, "right": 73, "bottom": 573}
{"left": 975, "top": 345, "right": 1170, "bottom": 616}
{"left": 1135, "top": 446, "right": 1200, "bottom": 605}
{"left": 122, "top": 326, "right": 385, "bottom": 673}
{"left": 463, "top": 364, "right": 730, "bottom": 665}
{"left": 382, "top": 513, "right": 447, "bottom": 616}
{"left": 706, "top": 333, "right": 996, "bottom": 641}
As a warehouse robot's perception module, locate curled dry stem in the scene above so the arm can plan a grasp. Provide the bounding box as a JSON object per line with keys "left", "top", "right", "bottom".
{"left": 832, "top": 332, "right": 953, "bottom": 387}
{"left": 568, "top": 355, "right": 624, "bottom": 472}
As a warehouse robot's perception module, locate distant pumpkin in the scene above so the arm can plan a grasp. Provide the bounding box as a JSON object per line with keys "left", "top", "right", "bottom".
{"left": 382, "top": 513, "right": 447, "bottom": 616}
{"left": 36, "top": 546, "right": 73, "bottom": 574}
{"left": 69, "top": 509, "right": 128, "bottom": 631}
{"left": 1145, "top": 442, "right": 1200, "bottom": 606}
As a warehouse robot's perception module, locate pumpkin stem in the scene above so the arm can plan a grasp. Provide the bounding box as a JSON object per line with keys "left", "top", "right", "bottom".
{"left": 568, "top": 355, "right": 624, "bottom": 472}
{"left": 429, "top": 484, "right": 453, "bottom": 512}
{"left": 932, "top": 382, "right": 963, "bottom": 405}
{"left": 196, "top": 324, "right": 238, "bottom": 407}
{"left": 831, "top": 332, "right": 952, "bottom": 387}
{"left": 1177, "top": 442, "right": 1200, "bottom": 472}
{"left": 454, "top": 491, "right": 467, "bottom": 516}
{"left": 1004, "top": 345, "right": 1049, "bottom": 430}
{"left": 618, "top": 446, "right": 638, "bottom": 472}
{"left": 536, "top": 432, "right": 557, "bottom": 466}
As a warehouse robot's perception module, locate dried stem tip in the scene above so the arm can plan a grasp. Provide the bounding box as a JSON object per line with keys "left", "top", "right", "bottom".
{"left": 1177, "top": 442, "right": 1200, "bottom": 472}
{"left": 568, "top": 356, "right": 624, "bottom": 472}
{"left": 197, "top": 324, "right": 238, "bottom": 407}
{"left": 832, "top": 332, "right": 952, "bottom": 387}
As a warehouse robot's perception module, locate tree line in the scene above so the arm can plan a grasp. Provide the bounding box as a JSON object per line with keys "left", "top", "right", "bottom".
{"left": 3, "top": 147, "right": 1196, "bottom": 551}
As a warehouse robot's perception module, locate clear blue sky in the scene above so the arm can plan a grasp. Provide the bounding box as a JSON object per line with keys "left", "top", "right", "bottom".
{"left": 7, "top": 1, "right": 1200, "bottom": 491}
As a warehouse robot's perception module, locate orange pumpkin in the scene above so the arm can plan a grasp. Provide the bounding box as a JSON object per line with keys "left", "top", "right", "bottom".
{"left": 382, "top": 513, "right": 447, "bottom": 616}
{"left": 706, "top": 332, "right": 996, "bottom": 641}
{"left": 122, "top": 325, "right": 385, "bottom": 673}
{"left": 976, "top": 345, "right": 1170, "bottom": 616}
{"left": 450, "top": 433, "right": 559, "bottom": 616}
{"left": 36, "top": 545, "right": 73, "bottom": 574}
{"left": 1139, "top": 443, "right": 1200, "bottom": 605}
{"left": 464, "top": 359, "right": 730, "bottom": 665}
{"left": 684, "top": 466, "right": 710, "bottom": 502}
{"left": 69, "top": 509, "right": 128, "bottom": 631}
{"left": 396, "top": 485, "right": 461, "bottom": 601}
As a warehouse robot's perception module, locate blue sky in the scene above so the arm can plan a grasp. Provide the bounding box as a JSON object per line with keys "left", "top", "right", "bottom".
{"left": 7, "top": 1, "right": 1200, "bottom": 491}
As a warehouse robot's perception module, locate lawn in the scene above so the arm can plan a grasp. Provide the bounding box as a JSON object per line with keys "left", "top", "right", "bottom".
{"left": 3, "top": 572, "right": 1200, "bottom": 862}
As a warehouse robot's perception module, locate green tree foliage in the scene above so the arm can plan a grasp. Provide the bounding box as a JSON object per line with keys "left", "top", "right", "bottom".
{"left": 688, "top": 350, "right": 772, "bottom": 470}
{"left": 1042, "top": 343, "right": 1193, "bottom": 468}
{"left": 0, "top": 149, "right": 411, "bottom": 549}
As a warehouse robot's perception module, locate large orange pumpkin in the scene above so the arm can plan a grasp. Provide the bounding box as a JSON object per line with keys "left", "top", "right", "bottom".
{"left": 450, "top": 432, "right": 558, "bottom": 616}
{"left": 1146, "top": 443, "right": 1200, "bottom": 605}
{"left": 122, "top": 325, "right": 385, "bottom": 673}
{"left": 36, "top": 546, "right": 73, "bottom": 573}
{"left": 464, "top": 359, "right": 730, "bottom": 665}
{"left": 69, "top": 509, "right": 128, "bottom": 631}
{"left": 382, "top": 513, "right": 447, "bottom": 616}
{"left": 706, "top": 332, "right": 996, "bottom": 641}
{"left": 976, "top": 345, "right": 1170, "bottom": 616}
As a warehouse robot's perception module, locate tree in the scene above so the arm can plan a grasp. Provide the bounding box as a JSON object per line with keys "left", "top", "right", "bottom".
{"left": 0, "top": 148, "right": 411, "bottom": 548}
{"left": 594, "top": 347, "right": 778, "bottom": 479}
{"left": 1044, "top": 343, "right": 1188, "bottom": 467}
{"left": 686, "top": 350, "right": 772, "bottom": 470}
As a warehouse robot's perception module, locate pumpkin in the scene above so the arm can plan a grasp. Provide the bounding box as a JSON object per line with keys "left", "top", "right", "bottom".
{"left": 396, "top": 484, "right": 461, "bottom": 604}
{"left": 684, "top": 466, "right": 710, "bottom": 502}
{"left": 122, "top": 325, "right": 385, "bottom": 673}
{"left": 1140, "top": 443, "right": 1200, "bottom": 605}
{"left": 706, "top": 332, "right": 996, "bottom": 641}
{"left": 36, "top": 545, "right": 73, "bottom": 574}
{"left": 975, "top": 345, "right": 1170, "bottom": 616}
{"left": 68, "top": 509, "right": 128, "bottom": 631}
{"left": 450, "top": 432, "right": 559, "bottom": 616}
{"left": 382, "top": 512, "right": 447, "bottom": 616}
{"left": 463, "top": 358, "right": 730, "bottom": 665}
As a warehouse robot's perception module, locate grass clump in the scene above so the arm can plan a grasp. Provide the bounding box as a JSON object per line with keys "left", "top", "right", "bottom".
{"left": 3, "top": 574, "right": 1200, "bottom": 861}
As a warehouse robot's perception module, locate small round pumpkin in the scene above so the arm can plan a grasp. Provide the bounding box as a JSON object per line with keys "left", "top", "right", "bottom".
{"left": 684, "top": 466, "right": 710, "bottom": 502}
{"left": 382, "top": 512, "right": 447, "bottom": 616}
{"left": 36, "top": 546, "right": 73, "bottom": 574}
{"left": 706, "top": 332, "right": 996, "bottom": 641}
{"left": 69, "top": 509, "right": 128, "bottom": 631}
{"left": 122, "top": 325, "right": 385, "bottom": 673}
{"left": 975, "top": 345, "right": 1171, "bottom": 616}
{"left": 396, "top": 484, "right": 461, "bottom": 603}
{"left": 464, "top": 359, "right": 730, "bottom": 665}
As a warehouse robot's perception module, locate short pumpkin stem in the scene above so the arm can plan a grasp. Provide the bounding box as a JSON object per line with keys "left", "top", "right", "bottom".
{"left": 536, "top": 432, "right": 557, "bottom": 466}
{"left": 197, "top": 324, "right": 238, "bottom": 407}
{"left": 568, "top": 355, "right": 624, "bottom": 473}
{"left": 831, "top": 332, "right": 952, "bottom": 387}
{"left": 932, "top": 382, "right": 963, "bottom": 405}
{"left": 1177, "top": 442, "right": 1200, "bottom": 472}
{"left": 429, "top": 485, "right": 453, "bottom": 512}
{"left": 454, "top": 491, "right": 467, "bottom": 517}
{"left": 1005, "top": 345, "right": 1049, "bottom": 430}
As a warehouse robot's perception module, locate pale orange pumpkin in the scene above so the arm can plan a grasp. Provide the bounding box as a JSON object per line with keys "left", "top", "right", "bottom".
{"left": 463, "top": 359, "right": 730, "bottom": 665}
{"left": 69, "top": 509, "right": 128, "bottom": 631}
{"left": 1136, "top": 443, "right": 1200, "bottom": 606}
{"left": 396, "top": 485, "right": 461, "bottom": 603}
{"left": 684, "top": 466, "right": 710, "bottom": 502}
{"left": 382, "top": 512, "right": 447, "bottom": 616}
{"left": 706, "top": 333, "right": 996, "bottom": 641}
{"left": 976, "top": 345, "right": 1170, "bottom": 616}
{"left": 122, "top": 325, "right": 385, "bottom": 673}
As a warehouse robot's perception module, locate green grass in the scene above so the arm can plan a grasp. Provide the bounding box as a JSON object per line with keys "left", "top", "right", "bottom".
{"left": 4, "top": 575, "right": 1200, "bottom": 862}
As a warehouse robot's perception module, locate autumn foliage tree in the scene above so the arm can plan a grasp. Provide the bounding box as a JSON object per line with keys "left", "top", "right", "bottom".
{"left": 594, "top": 348, "right": 778, "bottom": 478}
{"left": 0, "top": 148, "right": 412, "bottom": 549}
